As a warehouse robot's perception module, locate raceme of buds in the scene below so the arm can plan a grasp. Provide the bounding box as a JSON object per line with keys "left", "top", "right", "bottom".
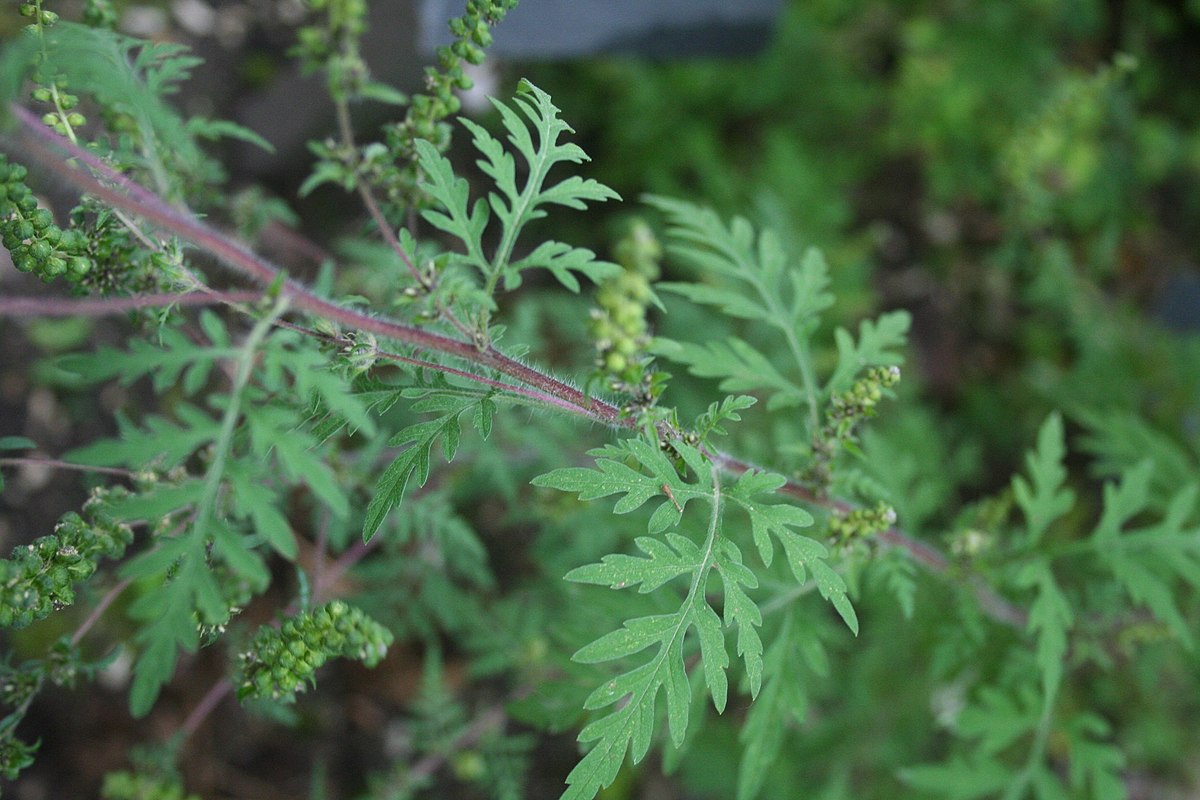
{"left": 23, "top": 0, "right": 91, "bottom": 137}
{"left": 0, "top": 156, "right": 93, "bottom": 285}
{"left": 0, "top": 487, "right": 133, "bottom": 629}
{"left": 381, "top": 0, "right": 518, "bottom": 207}
{"left": 590, "top": 220, "right": 662, "bottom": 391}
{"left": 802, "top": 365, "right": 902, "bottom": 495}
{"left": 826, "top": 365, "right": 902, "bottom": 439}
{"left": 236, "top": 600, "right": 394, "bottom": 702}
{"left": 828, "top": 501, "right": 898, "bottom": 543}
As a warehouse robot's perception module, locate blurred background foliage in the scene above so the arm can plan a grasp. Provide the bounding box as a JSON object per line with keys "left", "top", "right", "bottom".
{"left": 522, "top": 0, "right": 1200, "bottom": 480}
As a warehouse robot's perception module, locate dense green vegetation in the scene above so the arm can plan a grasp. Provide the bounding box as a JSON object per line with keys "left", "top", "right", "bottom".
{"left": 2, "top": 1, "right": 1199, "bottom": 798}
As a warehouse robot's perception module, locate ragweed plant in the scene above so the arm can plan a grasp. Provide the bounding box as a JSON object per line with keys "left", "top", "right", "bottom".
{"left": 1, "top": 3, "right": 1199, "bottom": 800}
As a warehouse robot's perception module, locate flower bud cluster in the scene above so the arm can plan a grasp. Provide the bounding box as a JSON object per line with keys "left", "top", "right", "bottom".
{"left": 590, "top": 221, "right": 662, "bottom": 392}
{"left": 0, "top": 737, "right": 38, "bottom": 782}
{"left": 412, "top": 0, "right": 519, "bottom": 139}
{"left": 18, "top": 1, "right": 57, "bottom": 26}
{"left": 803, "top": 366, "right": 901, "bottom": 494}
{"left": 0, "top": 488, "right": 133, "bottom": 629}
{"left": 0, "top": 156, "right": 93, "bottom": 284}
{"left": 236, "top": 600, "right": 394, "bottom": 702}
{"left": 31, "top": 83, "right": 86, "bottom": 137}
{"left": 293, "top": 0, "right": 372, "bottom": 102}
{"left": 293, "top": 0, "right": 367, "bottom": 67}
{"left": 70, "top": 203, "right": 185, "bottom": 297}
{"left": 381, "top": 0, "right": 517, "bottom": 207}
{"left": 339, "top": 331, "right": 378, "bottom": 377}
{"left": 825, "top": 365, "right": 902, "bottom": 440}
{"left": 828, "top": 501, "right": 898, "bottom": 543}
{"left": 22, "top": 1, "right": 90, "bottom": 136}
{"left": 82, "top": 0, "right": 118, "bottom": 29}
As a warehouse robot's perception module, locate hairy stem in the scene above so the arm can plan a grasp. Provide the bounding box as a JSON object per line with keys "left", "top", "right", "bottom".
{"left": 707, "top": 447, "right": 1030, "bottom": 629}
{"left": 7, "top": 105, "right": 623, "bottom": 427}
{"left": 0, "top": 289, "right": 262, "bottom": 317}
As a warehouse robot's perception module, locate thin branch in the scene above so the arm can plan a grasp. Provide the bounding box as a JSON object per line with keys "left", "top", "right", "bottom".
{"left": 0, "top": 456, "right": 135, "bottom": 478}
{"left": 7, "top": 105, "right": 624, "bottom": 428}
{"left": 707, "top": 448, "right": 1030, "bottom": 629}
{"left": 179, "top": 680, "right": 233, "bottom": 743}
{"left": 71, "top": 577, "right": 133, "bottom": 646}
{"left": 332, "top": 102, "right": 419, "bottom": 279}
{"left": 0, "top": 289, "right": 262, "bottom": 317}
{"left": 333, "top": 99, "right": 476, "bottom": 340}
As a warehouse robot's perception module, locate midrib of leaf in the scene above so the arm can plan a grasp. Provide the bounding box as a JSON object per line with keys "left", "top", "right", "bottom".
{"left": 127, "top": 295, "right": 288, "bottom": 714}
{"left": 190, "top": 295, "right": 288, "bottom": 539}
{"left": 738, "top": 253, "right": 821, "bottom": 434}
{"left": 567, "top": 466, "right": 723, "bottom": 799}
{"left": 1001, "top": 697, "right": 1057, "bottom": 800}
{"left": 486, "top": 130, "right": 554, "bottom": 297}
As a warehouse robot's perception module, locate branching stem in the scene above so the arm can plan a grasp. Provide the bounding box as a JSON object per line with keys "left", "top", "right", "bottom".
{"left": 331, "top": 100, "right": 475, "bottom": 341}
{"left": 4, "top": 102, "right": 1030, "bottom": 634}
{"left": 7, "top": 104, "right": 624, "bottom": 428}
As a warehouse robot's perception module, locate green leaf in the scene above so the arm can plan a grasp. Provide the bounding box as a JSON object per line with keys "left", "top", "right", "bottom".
{"left": 67, "top": 405, "right": 219, "bottom": 468}
{"left": 811, "top": 559, "right": 859, "bottom": 635}
{"left": 276, "top": 344, "right": 377, "bottom": 437}
{"left": 363, "top": 391, "right": 493, "bottom": 541}
{"left": 826, "top": 311, "right": 911, "bottom": 396}
{"left": 124, "top": 544, "right": 213, "bottom": 716}
{"left": 533, "top": 439, "right": 710, "bottom": 534}
{"left": 58, "top": 324, "right": 234, "bottom": 394}
{"left": 1013, "top": 413, "right": 1074, "bottom": 545}
{"left": 1075, "top": 409, "right": 1196, "bottom": 509}
{"left": 900, "top": 755, "right": 1014, "bottom": 799}
{"left": 1087, "top": 465, "right": 1200, "bottom": 648}
{"left": 562, "top": 515, "right": 724, "bottom": 800}
{"left": 416, "top": 138, "right": 490, "bottom": 277}
{"left": 565, "top": 534, "right": 698, "bottom": 593}
{"left": 691, "top": 395, "right": 757, "bottom": 444}
{"left": 211, "top": 517, "right": 270, "bottom": 590}
{"left": 956, "top": 685, "right": 1040, "bottom": 756}
{"left": 1064, "top": 714, "right": 1126, "bottom": 799}
{"left": 186, "top": 117, "right": 275, "bottom": 152}
{"left": 868, "top": 549, "right": 918, "bottom": 619}
{"left": 421, "top": 81, "right": 618, "bottom": 306}
{"left": 728, "top": 468, "right": 815, "bottom": 568}
{"left": 657, "top": 282, "right": 768, "bottom": 321}
{"left": 228, "top": 468, "right": 296, "bottom": 559}
{"left": 716, "top": 538, "right": 763, "bottom": 699}
{"left": 652, "top": 337, "right": 806, "bottom": 411}
{"left": 1016, "top": 561, "right": 1073, "bottom": 701}
{"left": 737, "top": 615, "right": 807, "bottom": 800}
{"left": 39, "top": 24, "right": 208, "bottom": 176}
{"left": 646, "top": 196, "right": 839, "bottom": 418}
{"left": 358, "top": 80, "right": 408, "bottom": 105}
{"left": 507, "top": 240, "right": 621, "bottom": 293}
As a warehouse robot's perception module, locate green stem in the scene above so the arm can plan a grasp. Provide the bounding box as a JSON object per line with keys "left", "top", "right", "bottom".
{"left": 191, "top": 293, "right": 288, "bottom": 539}
{"left": 1002, "top": 697, "right": 1056, "bottom": 800}
{"left": 742, "top": 267, "right": 821, "bottom": 435}
{"left": 480, "top": 133, "right": 555, "bottom": 330}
